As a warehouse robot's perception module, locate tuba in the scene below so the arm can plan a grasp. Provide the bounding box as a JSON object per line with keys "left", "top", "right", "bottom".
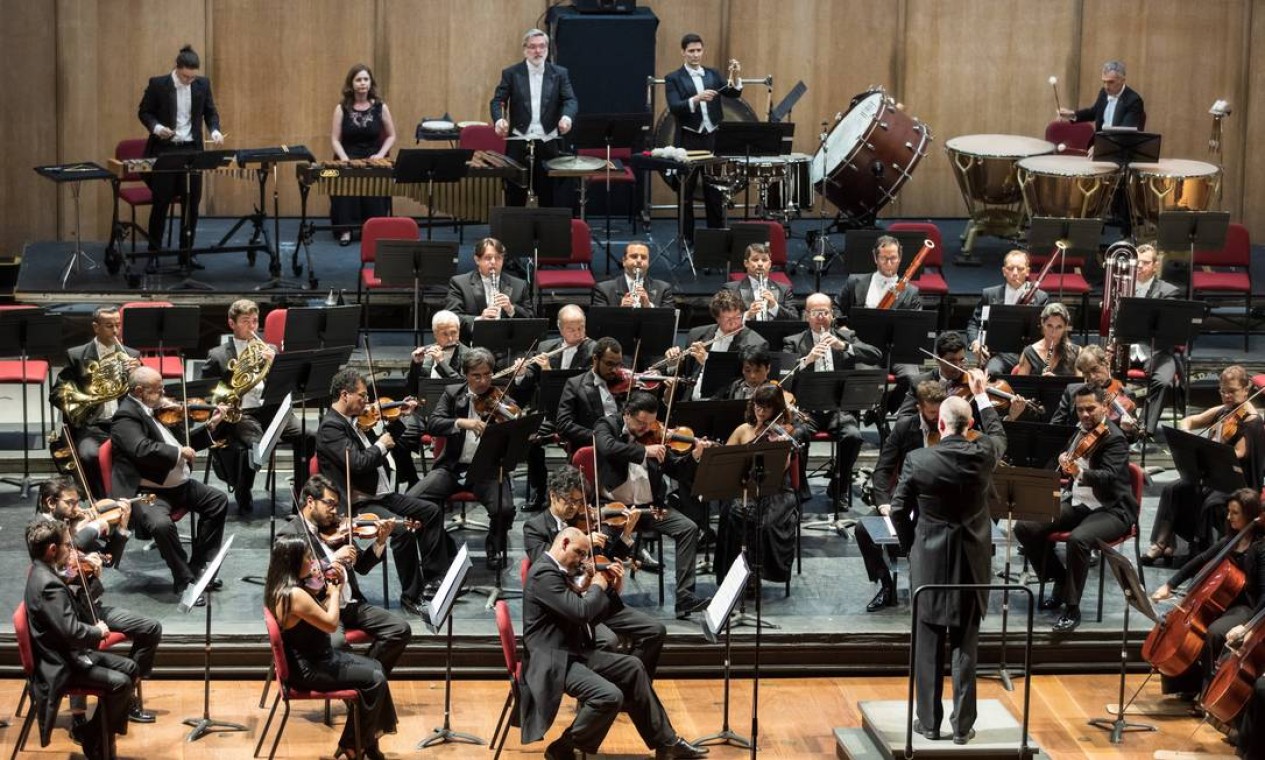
{"left": 209, "top": 335, "right": 273, "bottom": 423}
{"left": 1103, "top": 240, "right": 1139, "bottom": 376}
{"left": 56, "top": 349, "right": 133, "bottom": 427}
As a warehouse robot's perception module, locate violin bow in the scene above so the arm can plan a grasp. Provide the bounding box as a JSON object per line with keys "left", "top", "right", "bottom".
{"left": 1197, "top": 386, "right": 1265, "bottom": 439}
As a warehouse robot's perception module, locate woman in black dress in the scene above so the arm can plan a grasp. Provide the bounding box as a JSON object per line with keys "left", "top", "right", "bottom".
{"left": 330, "top": 63, "right": 397, "bottom": 245}
{"left": 265, "top": 535, "right": 396, "bottom": 759}
{"left": 1012, "top": 301, "right": 1080, "bottom": 377}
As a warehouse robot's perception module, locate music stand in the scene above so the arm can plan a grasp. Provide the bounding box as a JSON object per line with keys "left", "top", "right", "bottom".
{"left": 394, "top": 148, "right": 474, "bottom": 240}
{"left": 466, "top": 412, "right": 544, "bottom": 608}
{"left": 34, "top": 162, "right": 115, "bottom": 286}
{"left": 847, "top": 308, "right": 937, "bottom": 365}
{"left": 980, "top": 305, "right": 1043, "bottom": 358}
{"left": 0, "top": 309, "right": 61, "bottom": 496}
{"left": 1114, "top": 297, "right": 1207, "bottom": 455}
{"left": 537, "top": 369, "right": 586, "bottom": 422}
{"left": 282, "top": 305, "right": 363, "bottom": 352}
{"left": 670, "top": 400, "right": 748, "bottom": 443}
{"left": 693, "top": 440, "right": 790, "bottom": 759}
{"left": 1001, "top": 420, "right": 1076, "bottom": 469}
{"left": 121, "top": 305, "right": 201, "bottom": 356}
{"left": 694, "top": 552, "right": 753, "bottom": 749}
{"left": 1089, "top": 541, "right": 1160, "bottom": 743}
{"left": 693, "top": 228, "right": 750, "bottom": 274}
{"left": 1162, "top": 425, "right": 1246, "bottom": 495}
{"left": 984, "top": 466, "right": 1062, "bottom": 691}
{"left": 489, "top": 206, "right": 572, "bottom": 285}
{"left": 748, "top": 322, "right": 807, "bottom": 352}
{"left": 413, "top": 378, "right": 458, "bottom": 424}
{"left": 152, "top": 150, "right": 235, "bottom": 289}
{"left": 587, "top": 306, "right": 677, "bottom": 370}
{"left": 374, "top": 240, "right": 460, "bottom": 343}
{"left": 1000, "top": 378, "right": 1076, "bottom": 424}
{"left": 698, "top": 351, "right": 743, "bottom": 399}
{"left": 1093, "top": 131, "right": 1162, "bottom": 165}
{"left": 249, "top": 394, "right": 295, "bottom": 556}
{"left": 417, "top": 543, "right": 482, "bottom": 748}
{"left": 842, "top": 230, "right": 927, "bottom": 275}
{"left": 179, "top": 534, "right": 249, "bottom": 740}
{"left": 470, "top": 318, "right": 549, "bottom": 364}
{"left": 1156, "top": 211, "right": 1231, "bottom": 299}
{"left": 264, "top": 346, "right": 353, "bottom": 485}
{"left": 714, "top": 122, "right": 785, "bottom": 223}
{"left": 1028, "top": 217, "right": 1103, "bottom": 257}
{"left": 568, "top": 113, "right": 650, "bottom": 270}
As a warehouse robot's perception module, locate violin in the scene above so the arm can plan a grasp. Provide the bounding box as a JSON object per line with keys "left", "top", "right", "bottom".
{"left": 1215, "top": 403, "right": 1255, "bottom": 443}
{"left": 635, "top": 420, "right": 707, "bottom": 453}
{"left": 356, "top": 396, "right": 417, "bottom": 431}
{"left": 473, "top": 387, "right": 523, "bottom": 423}
{"left": 1102, "top": 379, "right": 1139, "bottom": 431}
{"left": 607, "top": 368, "right": 694, "bottom": 396}
{"left": 155, "top": 397, "right": 217, "bottom": 426}
{"left": 926, "top": 427, "right": 982, "bottom": 446}
{"left": 63, "top": 550, "right": 110, "bottom": 583}
{"left": 74, "top": 494, "right": 155, "bottom": 527}
{"left": 319, "top": 514, "right": 422, "bottom": 545}
{"left": 1060, "top": 421, "right": 1109, "bottom": 476}
{"left": 946, "top": 375, "right": 1044, "bottom": 416}
{"left": 599, "top": 502, "right": 666, "bottom": 528}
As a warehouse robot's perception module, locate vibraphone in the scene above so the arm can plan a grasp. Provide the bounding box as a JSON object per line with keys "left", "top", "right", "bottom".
{"left": 295, "top": 150, "right": 526, "bottom": 224}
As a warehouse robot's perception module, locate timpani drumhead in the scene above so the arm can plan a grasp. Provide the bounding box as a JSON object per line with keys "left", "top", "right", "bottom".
{"left": 946, "top": 134, "right": 1056, "bottom": 158}
{"left": 1017, "top": 155, "right": 1119, "bottom": 176}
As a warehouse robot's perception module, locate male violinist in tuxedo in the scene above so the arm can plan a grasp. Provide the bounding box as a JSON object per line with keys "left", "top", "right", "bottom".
{"left": 277, "top": 473, "right": 411, "bottom": 680}
{"left": 721, "top": 241, "right": 798, "bottom": 321}
{"left": 522, "top": 466, "right": 666, "bottom": 677}
{"left": 316, "top": 368, "right": 450, "bottom": 616}
{"left": 556, "top": 337, "right": 626, "bottom": 450}
{"left": 1048, "top": 345, "right": 1137, "bottom": 433}
{"left": 591, "top": 242, "right": 676, "bottom": 309}
{"left": 491, "top": 27, "right": 578, "bottom": 208}
{"left": 664, "top": 32, "right": 742, "bottom": 242}
{"left": 1013, "top": 384, "right": 1136, "bottom": 633}
{"left": 897, "top": 331, "right": 970, "bottom": 418}
{"left": 444, "top": 237, "right": 534, "bottom": 334}
{"left": 966, "top": 250, "right": 1049, "bottom": 375}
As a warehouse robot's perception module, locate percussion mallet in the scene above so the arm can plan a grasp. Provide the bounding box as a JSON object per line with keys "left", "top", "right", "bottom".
{"left": 1049, "top": 75, "right": 1063, "bottom": 115}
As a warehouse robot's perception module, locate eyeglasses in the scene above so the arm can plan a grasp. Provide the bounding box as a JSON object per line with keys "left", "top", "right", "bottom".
{"left": 316, "top": 497, "right": 340, "bottom": 508}
{"left": 807, "top": 309, "right": 832, "bottom": 318}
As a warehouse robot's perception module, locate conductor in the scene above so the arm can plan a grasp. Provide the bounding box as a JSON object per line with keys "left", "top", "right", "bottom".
{"left": 890, "top": 368, "right": 1006, "bottom": 745}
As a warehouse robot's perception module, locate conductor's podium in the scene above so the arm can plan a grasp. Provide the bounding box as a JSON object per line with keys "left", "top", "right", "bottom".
{"left": 834, "top": 700, "right": 1042, "bottom": 759}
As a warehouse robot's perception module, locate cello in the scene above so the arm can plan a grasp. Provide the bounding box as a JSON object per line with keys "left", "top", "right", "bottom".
{"left": 1201, "top": 604, "right": 1265, "bottom": 723}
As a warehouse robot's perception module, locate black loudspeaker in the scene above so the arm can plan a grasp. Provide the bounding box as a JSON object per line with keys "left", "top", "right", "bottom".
{"left": 548, "top": 6, "right": 658, "bottom": 116}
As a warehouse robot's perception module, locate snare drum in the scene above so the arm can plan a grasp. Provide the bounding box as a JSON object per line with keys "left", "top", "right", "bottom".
{"left": 767, "top": 153, "right": 812, "bottom": 216}
{"left": 946, "top": 134, "right": 1056, "bottom": 251}
{"left": 1126, "top": 159, "right": 1222, "bottom": 235}
{"left": 810, "top": 88, "right": 932, "bottom": 223}
{"left": 1016, "top": 155, "right": 1122, "bottom": 219}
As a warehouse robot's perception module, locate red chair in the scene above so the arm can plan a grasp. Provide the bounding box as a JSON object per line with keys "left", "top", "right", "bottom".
{"left": 535, "top": 219, "right": 598, "bottom": 308}
{"left": 255, "top": 607, "right": 363, "bottom": 760}
{"left": 888, "top": 221, "right": 949, "bottom": 326}
{"left": 571, "top": 446, "right": 663, "bottom": 604}
{"left": 119, "top": 301, "right": 184, "bottom": 379}
{"left": 11, "top": 602, "right": 114, "bottom": 759}
{"left": 489, "top": 599, "right": 521, "bottom": 760}
{"left": 0, "top": 305, "right": 50, "bottom": 489}
{"left": 430, "top": 436, "right": 490, "bottom": 533}
{"left": 725, "top": 220, "right": 792, "bottom": 287}
{"left": 1192, "top": 222, "right": 1253, "bottom": 351}
{"left": 263, "top": 308, "right": 287, "bottom": 350}
{"left": 1038, "top": 462, "right": 1145, "bottom": 622}
{"left": 115, "top": 138, "right": 182, "bottom": 252}
{"left": 100, "top": 439, "right": 193, "bottom": 552}
{"left": 459, "top": 124, "right": 507, "bottom": 154}
{"left": 357, "top": 216, "right": 421, "bottom": 323}
{"left": 1043, "top": 120, "right": 1095, "bottom": 156}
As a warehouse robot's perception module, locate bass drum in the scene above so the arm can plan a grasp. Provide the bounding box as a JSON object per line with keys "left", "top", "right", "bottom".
{"left": 651, "top": 98, "right": 760, "bottom": 191}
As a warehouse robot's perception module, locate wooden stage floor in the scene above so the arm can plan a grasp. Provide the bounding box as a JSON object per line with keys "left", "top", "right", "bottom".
{"left": 0, "top": 674, "right": 1237, "bottom": 759}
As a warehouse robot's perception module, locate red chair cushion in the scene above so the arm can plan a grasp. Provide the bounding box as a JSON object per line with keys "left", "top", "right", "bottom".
{"left": 911, "top": 273, "right": 949, "bottom": 295}
{"left": 0, "top": 360, "right": 49, "bottom": 382}
{"left": 141, "top": 355, "right": 183, "bottom": 379}
{"left": 119, "top": 186, "right": 153, "bottom": 206}
{"left": 343, "top": 628, "right": 373, "bottom": 646}
{"left": 450, "top": 491, "right": 477, "bottom": 503}
{"left": 1034, "top": 274, "right": 1090, "bottom": 294}
{"left": 361, "top": 269, "right": 383, "bottom": 289}
{"left": 1253, "top": 374, "right": 1265, "bottom": 390}
{"left": 537, "top": 270, "right": 597, "bottom": 290}
{"left": 99, "top": 632, "right": 130, "bottom": 650}
{"left": 1192, "top": 271, "right": 1250, "bottom": 293}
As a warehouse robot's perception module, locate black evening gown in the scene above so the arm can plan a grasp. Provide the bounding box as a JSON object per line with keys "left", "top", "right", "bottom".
{"left": 330, "top": 101, "right": 391, "bottom": 235}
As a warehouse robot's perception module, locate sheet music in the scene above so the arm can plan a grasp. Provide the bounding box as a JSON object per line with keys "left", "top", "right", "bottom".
{"left": 704, "top": 553, "right": 750, "bottom": 640}
{"left": 425, "top": 543, "right": 472, "bottom": 634}
{"left": 251, "top": 393, "right": 292, "bottom": 469}
{"left": 883, "top": 515, "right": 896, "bottom": 537}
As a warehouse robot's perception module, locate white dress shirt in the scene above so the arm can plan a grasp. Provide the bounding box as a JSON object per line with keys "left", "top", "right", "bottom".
{"left": 1003, "top": 283, "right": 1025, "bottom": 305}
{"left": 1067, "top": 428, "right": 1102, "bottom": 509}
{"left": 459, "top": 391, "right": 482, "bottom": 465}
{"left": 170, "top": 71, "right": 193, "bottom": 143}
{"left": 605, "top": 425, "right": 654, "bottom": 506}
{"left": 685, "top": 66, "right": 716, "bottom": 133}
{"left": 343, "top": 412, "right": 391, "bottom": 497}
{"left": 864, "top": 274, "right": 898, "bottom": 309}
{"left": 138, "top": 402, "right": 191, "bottom": 489}
{"left": 1103, "top": 92, "right": 1119, "bottom": 127}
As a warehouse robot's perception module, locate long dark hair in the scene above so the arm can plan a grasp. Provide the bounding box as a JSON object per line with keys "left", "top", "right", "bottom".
{"left": 744, "top": 383, "right": 788, "bottom": 425}
{"left": 1229, "top": 487, "right": 1263, "bottom": 537}
{"left": 264, "top": 535, "right": 310, "bottom": 623}
{"left": 341, "top": 63, "right": 381, "bottom": 111}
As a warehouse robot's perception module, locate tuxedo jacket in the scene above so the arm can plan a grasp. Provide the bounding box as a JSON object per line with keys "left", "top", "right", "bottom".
{"left": 109, "top": 394, "right": 215, "bottom": 496}
{"left": 444, "top": 270, "right": 534, "bottom": 329}
{"left": 871, "top": 413, "right": 926, "bottom": 506}
{"left": 835, "top": 272, "right": 922, "bottom": 316}
{"left": 1140, "top": 277, "right": 1182, "bottom": 300}
{"left": 678, "top": 323, "right": 768, "bottom": 383}
{"left": 50, "top": 342, "right": 141, "bottom": 421}
{"left": 891, "top": 404, "right": 1006, "bottom": 625}
{"left": 316, "top": 408, "right": 392, "bottom": 498}
{"left": 137, "top": 74, "right": 221, "bottom": 155}
{"left": 276, "top": 515, "right": 383, "bottom": 603}
{"left": 519, "top": 555, "right": 622, "bottom": 743}
{"left": 490, "top": 61, "right": 579, "bottom": 135}
{"left": 556, "top": 371, "right": 619, "bottom": 447}
{"left": 424, "top": 381, "right": 531, "bottom": 471}
{"left": 721, "top": 276, "right": 798, "bottom": 320}
{"left": 965, "top": 285, "right": 1050, "bottom": 345}
{"left": 24, "top": 561, "right": 107, "bottom": 746}
{"left": 782, "top": 327, "right": 884, "bottom": 374}
{"left": 592, "top": 414, "right": 691, "bottom": 504}
{"left": 1062, "top": 420, "right": 1139, "bottom": 519}
{"left": 518, "top": 336, "right": 596, "bottom": 400}
{"left": 404, "top": 343, "right": 469, "bottom": 394}
{"left": 591, "top": 275, "right": 675, "bottom": 310}
{"left": 1073, "top": 86, "right": 1145, "bottom": 132}
{"left": 664, "top": 65, "right": 742, "bottom": 135}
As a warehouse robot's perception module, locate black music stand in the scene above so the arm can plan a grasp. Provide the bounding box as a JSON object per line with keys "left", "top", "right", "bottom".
{"left": 121, "top": 305, "right": 201, "bottom": 358}
{"left": 264, "top": 346, "right": 353, "bottom": 484}
{"left": 981, "top": 304, "right": 1043, "bottom": 358}
{"left": 0, "top": 309, "right": 61, "bottom": 496}
{"left": 234, "top": 145, "right": 317, "bottom": 287}
{"left": 282, "top": 305, "right": 363, "bottom": 352}
{"left": 693, "top": 440, "right": 791, "bottom": 760}
{"left": 842, "top": 230, "right": 927, "bottom": 275}
{"left": 848, "top": 308, "right": 937, "bottom": 423}
{"left": 470, "top": 318, "right": 549, "bottom": 366}
{"left": 1162, "top": 425, "right": 1246, "bottom": 495}
{"left": 795, "top": 369, "right": 887, "bottom": 528}
{"left": 693, "top": 225, "right": 770, "bottom": 274}
{"left": 34, "top": 162, "right": 115, "bottom": 285}
{"left": 489, "top": 206, "right": 572, "bottom": 286}
{"left": 179, "top": 535, "right": 249, "bottom": 741}
{"left": 417, "top": 543, "right": 482, "bottom": 749}
{"left": 394, "top": 149, "right": 474, "bottom": 240}
{"left": 537, "top": 369, "right": 586, "bottom": 422}
{"left": 748, "top": 321, "right": 808, "bottom": 352}
{"left": 698, "top": 351, "right": 743, "bottom": 399}
{"left": 374, "top": 240, "right": 459, "bottom": 343}
{"left": 1093, "top": 131, "right": 1162, "bottom": 165}
{"left": 568, "top": 113, "right": 650, "bottom": 270}
{"left": 670, "top": 400, "right": 748, "bottom": 443}
{"left": 1156, "top": 211, "right": 1231, "bottom": 300}
{"left": 714, "top": 122, "right": 786, "bottom": 223}
{"left": 1090, "top": 541, "right": 1160, "bottom": 744}
{"left": 413, "top": 378, "right": 458, "bottom": 424}
{"left": 1000, "top": 377, "right": 1075, "bottom": 424}
{"left": 586, "top": 306, "right": 677, "bottom": 370}
{"left": 984, "top": 466, "right": 1062, "bottom": 691}
{"left": 1028, "top": 217, "right": 1104, "bottom": 313}
{"left": 694, "top": 553, "right": 752, "bottom": 750}
{"left": 1001, "top": 420, "right": 1076, "bottom": 469}
{"left": 151, "top": 150, "right": 235, "bottom": 289}
{"left": 466, "top": 412, "right": 544, "bottom": 608}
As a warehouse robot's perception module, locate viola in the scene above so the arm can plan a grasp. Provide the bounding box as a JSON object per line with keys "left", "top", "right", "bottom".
{"left": 926, "top": 427, "right": 982, "bottom": 446}
{"left": 948, "top": 377, "right": 1045, "bottom": 416}
{"left": 63, "top": 550, "right": 110, "bottom": 583}
{"left": 635, "top": 420, "right": 707, "bottom": 453}
{"left": 155, "top": 397, "right": 217, "bottom": 426}
{"left": 76, "top": 494, "right": 155, "bottom": 525}
{"left": 356, "top": 396, "right": 416, "bottom": 431}
{"left": 1102, "top": 379, "right": 1139, "bottom": 431}
{"left": 472, "top": 387, "right": 523, "bottom": 423}
{"left": 1061, "top": 421, "right": 1108, "bottom": 476}
{"left": 1201, "top": 604, "right": 1265, "bottom": 723}
{"left": 1217, "top": 403, "right": 1254, "bottom": 443}
{"left": 319, "top": 514, "right": 422, "bottom": 545}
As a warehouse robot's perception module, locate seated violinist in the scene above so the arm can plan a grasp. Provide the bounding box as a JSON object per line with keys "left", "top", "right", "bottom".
{"left": 594, "top": 390, "right": 711, "bottom": 619}
{"left": 1147, "top": 365, "right": 1265, "bottom": 564}
{"left": 415, "top": 348, "right": 523, "bottom": 571}
{"left": 556, "top": 337, "right": 626, "bottom": 450}
{"left": 316, "top": 368, "right": 451, "bottom": 615}
{"left": 1011, "top": 302, "right": 1081, "bottom": 377}
{"left": 1049, "top": 344, "right": 1139, "bottom": 435}
{"left": 664, "top": 289, "right": 767, "bottom": 402}
{"left": 522, "top": 465, "right": 666, "bottom": 677}
{"left": 720, "top": 241, "right": 798, "bottom": 322}
{"left": 716, "top": 385, "right": 800, "bottom": 587}
{"left": 277, "top": 473, "right": 412, "bottom": 681}
{"left": 109, "top": 366, "right": 229, "bottom": 604}
{"left": 1149, "top": 488, "right": 1265, "bottom": 699}
{"left": 35, "top": 478, "right": 161, "bottom": 725}
{"left": 898, "top": 331, "right": 968, "bottom": 418}
{"left": 966, "top": 250, "right": 1049, "bottom": 375}
{"left": 1013, "top": 385, "right": 1136, "bottom": 633}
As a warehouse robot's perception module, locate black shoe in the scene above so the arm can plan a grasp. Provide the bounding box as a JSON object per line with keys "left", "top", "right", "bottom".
{"left": 485, "top": 553, "right": 507, "bottom": 572}
{"left": 144, "top": 256, "right": 159, "bottom": 275}
{"left": 1039, "top": 587, "right": 1064, "bottom": 611}
{"left": 656, "top": 736, "right": 709, "bottom": 759}
{"left": 675, "top": 592, "right": 712, "bottom": 620}
{"left": 866, "top": 582, "right": 896, "bottom": 613}
{"left": 128, "top": 698, "right": 156, "bottom": 723}
{"left": 338, "top": 233, "right": 352, "bottom": 247}
{"left": 1053, "top": 608, "right": 1081, "bottom": 633}
{"left": 69, "top": 713, "right": 87, "bottom": 745}
{"left": 205, "top": 577, "right": 224, "bottom": 592}
{"left": 236, "top": 496, "right": 254, "bottom": 515}
{"left": 953, "top": 728, "right": 976, "bottom": 745}
{"left": 420, "top": 580, "right": 442, "bottom": 601}
{"left": 364, "top": 741, "right": 387, "bottom": 760}
{"left": 189, "top": 256, "right": 205, "bottom": 270}
{"left": 399, "top": 596, "right": 424, "bottom": 617}
{"left": 912, "top": 717, "right": 939, "bottom": 740}
{"left": 544, "top": 735, "right": 577, "bottom": 760}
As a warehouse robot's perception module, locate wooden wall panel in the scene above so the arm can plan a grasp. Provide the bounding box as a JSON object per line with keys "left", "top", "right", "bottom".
{"left": 901, "top": 0, "right": 1080, "bottom": 218}
{"left": 0, "top": 0, "right": 57, "bottom": 257}
{"left": 1242, "top": 2, "right": 1265, "bottom": 236}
